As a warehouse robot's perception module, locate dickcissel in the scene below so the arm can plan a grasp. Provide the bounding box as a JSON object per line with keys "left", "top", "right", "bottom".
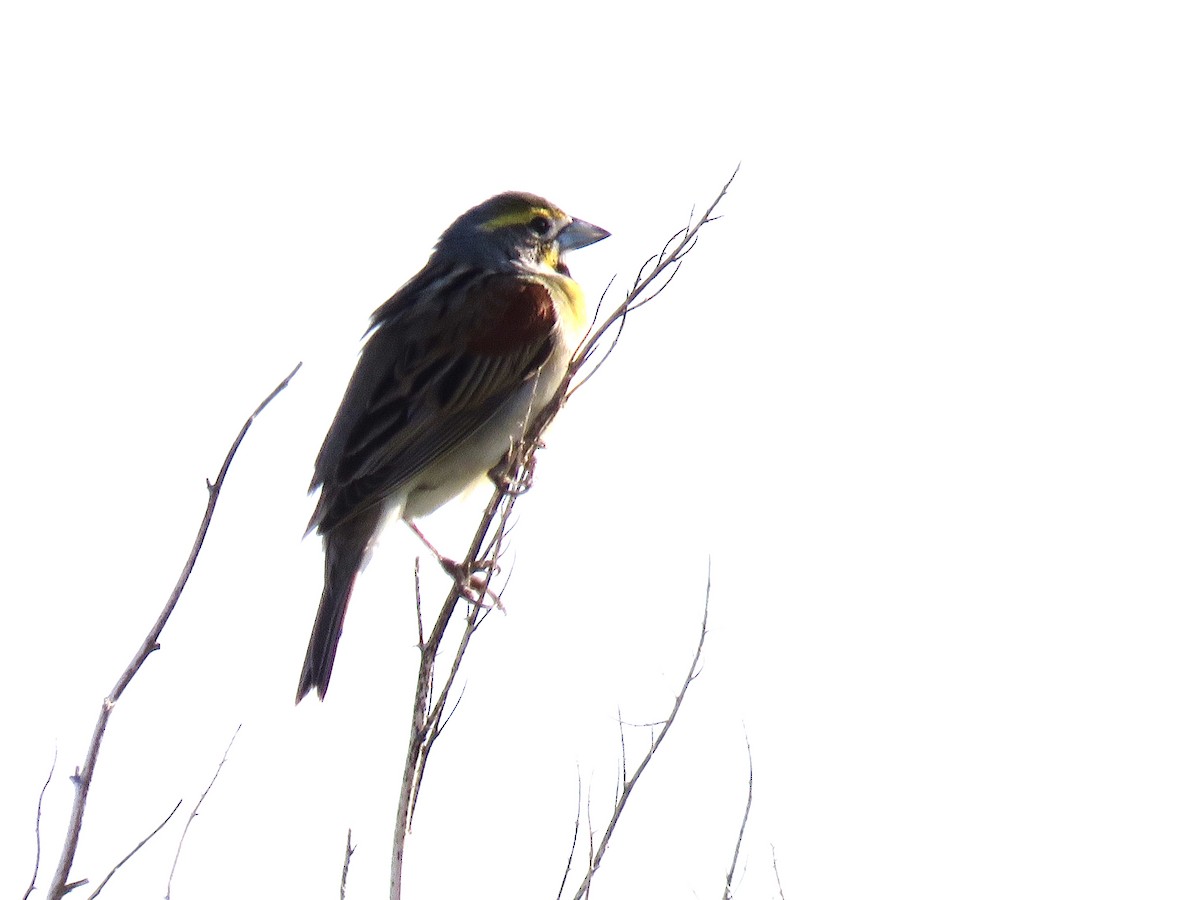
{"left": 296, "top": 192, "right": 609, "bottom": 702}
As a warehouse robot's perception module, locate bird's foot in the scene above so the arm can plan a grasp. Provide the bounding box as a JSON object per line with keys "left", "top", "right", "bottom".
{"left": 407, "top": 519, "right": 505, "bottom": 611}
{"left": 489, "top": 441, "right": 543, "bottom": 497}
{"left": 437, "top": 556, "right": 506, "bottom": 612}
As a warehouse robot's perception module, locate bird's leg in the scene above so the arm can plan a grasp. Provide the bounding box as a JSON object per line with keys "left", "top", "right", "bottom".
{"left": 405, "top": 520, "right": 505, "bottom": 611}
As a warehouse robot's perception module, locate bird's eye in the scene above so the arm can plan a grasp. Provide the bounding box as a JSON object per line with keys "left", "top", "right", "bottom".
{"left": 528, "top": 215, "right": 552, "bottom": 236}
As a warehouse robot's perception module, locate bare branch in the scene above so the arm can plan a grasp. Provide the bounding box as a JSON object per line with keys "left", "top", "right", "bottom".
{"left": 391, "top": 582, "right": 478, "bottom": 897}
{"left": 566, "top": 168, "right": 737, "bottom": 400}
{"left": 771, "top": 843, "right": 787, "bottom": 900}
{"left": 340, "top": 829, "right": 356, "bottom": 900}
{"left": 617, "top": 710, "right": 628, "bottom": 791}
{"left": 721, "top": 735, "right": 753, "bottom": 900}
{"left": 584, "top": 800, "right": 596, "bottom": 900}
{"left": 86, "top": 800, "right": 182, "bottom": 900}
{"left": 45, "top": 363, "right": 299, "bottom": 900}
{"left": 166, "top": 724, "right": 242, "bottom": 898}
{"left": 570, "top": 576, "right": 712, "bottom": 900}
{"left": 390, "top": 441, "right": 536, "bottom": 899}
{"left": 22, "top": 747, "right": 57, "bottom": 900}
{"left": 413, "top": 559, "right": 424, "bottom": 647}
{"left": 555, "top": 769, "right": 584, "bottom": 900}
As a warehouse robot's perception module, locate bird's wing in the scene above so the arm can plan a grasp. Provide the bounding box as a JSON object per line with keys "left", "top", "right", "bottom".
{"left": 308, "top": 269, "right": 559, "bottom": 533}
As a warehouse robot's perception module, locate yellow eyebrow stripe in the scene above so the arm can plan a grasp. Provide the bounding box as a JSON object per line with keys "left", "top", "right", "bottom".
{"left": 479, "top": 206, "right": 560, "bottom": 231}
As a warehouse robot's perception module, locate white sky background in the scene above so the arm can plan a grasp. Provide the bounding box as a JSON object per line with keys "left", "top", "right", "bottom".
{"left": 2, "top": 2, "right": 1199, "bottom": 898}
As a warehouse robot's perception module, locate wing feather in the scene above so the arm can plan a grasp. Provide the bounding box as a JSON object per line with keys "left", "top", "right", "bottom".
{"left": 308, "top": 268, "right": 559, "bottom": 533}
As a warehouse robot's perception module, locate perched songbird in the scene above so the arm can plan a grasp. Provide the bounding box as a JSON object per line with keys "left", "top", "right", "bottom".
{"left": 296, "top": 192, "right": 609, "bottom": 702}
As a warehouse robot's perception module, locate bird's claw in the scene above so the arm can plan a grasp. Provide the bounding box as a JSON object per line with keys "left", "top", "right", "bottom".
{"left": 489, "top": 441, "right": 544, "bottom": 497}
{"left": 438, "top": 556, "right": 505, "bottom": 612}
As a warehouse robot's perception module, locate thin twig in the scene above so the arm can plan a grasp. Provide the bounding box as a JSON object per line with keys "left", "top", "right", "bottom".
{"left": 340, "top": 829, "right": 355, "bottom": 900}
{"left": 584, "top": 799, "right": 596, "bottom": 900}
{"left": 166, "top": 724, "right": 242, "bottom": 898}
{"left": 413, "top": 559, "right": 424, "bottom": 647}
{"left": 566, "top": 170, "right": 736, "bottom": 401}
{"left": 407, "top": 604, "right": 484, "bottom": 818}
{"left": 390, "top": 580, "right": 466, "bottom": 897}
{"left": 45, "top": 363, "right": 299, "bottom": 900}
{"left": 555, "top": 769, "right": 584, "bottom": 900}
{"left": 570, "top": 576, "right": 712, "bottom": 900}
{"left": 390, "top": 443, "right": 528, "bottom": 899}
{"left": 722, "top": 734, "right": 753, "bottom": 900}
{"left": 86, "top": 800, "right": 182, "bottom": 900}
{"left": 23, "top": 747, "right": 57, "bottom": 900}
{"left": 771, "top": 843, "right": 787, "bottom": 900}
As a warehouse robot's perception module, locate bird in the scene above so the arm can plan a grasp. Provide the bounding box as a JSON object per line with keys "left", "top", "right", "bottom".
{"left": 296, "top": 192, "right": 610, "bottom": 702}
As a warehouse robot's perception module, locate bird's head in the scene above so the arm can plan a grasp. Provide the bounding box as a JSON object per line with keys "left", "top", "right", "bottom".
{"left": 436, "top": 191, "right": 609, "bottom": 276}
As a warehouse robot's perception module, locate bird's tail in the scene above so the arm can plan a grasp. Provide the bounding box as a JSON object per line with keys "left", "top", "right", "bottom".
{"left": 295, "top": 510, "right": 378, "bottom": 703}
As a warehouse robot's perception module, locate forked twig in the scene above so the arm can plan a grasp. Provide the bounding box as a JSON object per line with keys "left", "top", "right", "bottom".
{"left": 166, "top": 724, "right": 242, "bottom": 898}
{"left": 554, "top": 770, "right": 585, "bottom": 900}
{"left": 45, "top": 364, "right": 300, "bottom": 900}
{"left": 722, "top": 735, "right": 754, "bottom": 900}
{"left": 340, "top": 829, "right": 356, "bottom": 900}
{"left": 86, "top": 800, "right": 182, "bottom": 900}
{"left": 568, "top": 573, "right": 712, "bottom": 900}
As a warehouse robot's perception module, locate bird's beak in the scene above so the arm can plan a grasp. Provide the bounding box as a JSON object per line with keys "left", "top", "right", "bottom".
{"left": 558, "top": 218, "right": 610, "bottom": 252}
